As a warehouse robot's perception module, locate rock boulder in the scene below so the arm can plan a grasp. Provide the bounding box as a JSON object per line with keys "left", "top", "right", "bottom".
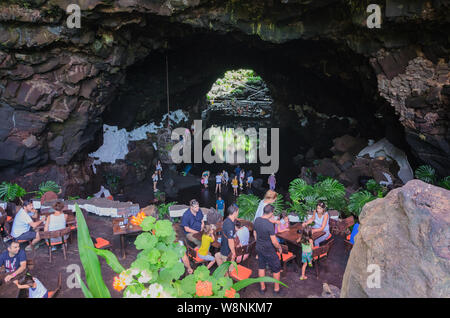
{"left": 341, "top": 180, "right": 450, "bottom": 297}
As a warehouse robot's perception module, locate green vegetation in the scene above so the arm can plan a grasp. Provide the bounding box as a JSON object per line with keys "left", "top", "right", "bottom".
{"left": 157, "top": 202, "right": 177, "bottom": 220}
{"left": 236, "top": 194, "right": 260, "bottom": 221}
{"left": 414, "top": 165, "right": 449, "bottom": 190}
{"left": 348, "top": 191, "right": 376, "bottom": 217}
{"left": 207, "top": 69, "right": 262, "bottom": 102}
{"left": 365, "top": 179, "right": 387, "bottom": 198}
{"left": 75, "top": 204, "right": 284, "bottom": 298}
{"left": 415, "top": 165, "right": 436, "bottom": 184}
{"left": 105, "top": 173, "right": 120, "bottom": 194}
{"left": 0, "top": 182, "right": 27, "bottom": 203}
{"left": 36, "top": 181, "right": 60, "bottom": 199}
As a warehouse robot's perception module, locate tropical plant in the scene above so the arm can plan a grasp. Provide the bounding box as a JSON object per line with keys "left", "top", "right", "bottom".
{"left": 438, "top": 176, "right": 450, "bottom": 190}
{"left": 365, "top": 179, "right": 386, "bottom": 198}
{"left": 157, "top": 202, "right": 177, "bottom": 220}
{"left": 271, "top": 193, "right": 285, "bottom": 215}
{"left": 348, "top": 191, "right": 376, "bottom": 217}
{"left": 36, "top": 181, "right": 60, "bottom": 198}
{"left": 236, "top": 194, "right": 260, "bottom": 221}
{"left": 154, "top": 191, "right": 166, "bottom": 202}
{"left": 68, "top": 196, "right": 81, "bottom": 201}
{"left": 288, "top": 177, "right": 346, "bottom": 213}
{"left": 415, "top": 165, "right": 436, "bottom": 184}
{"left": 74, "top": 204, "right": 285, "bottom": 298}
{"left": 105, "top": 173, "right": 120, "bottom": 193}
{"left": 0, "top": 182, "right": 27, "bottom": 203}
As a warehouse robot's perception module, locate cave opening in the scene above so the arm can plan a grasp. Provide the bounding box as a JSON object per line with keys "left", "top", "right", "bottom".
{"left": 96, "top": 30, "right": 411, "bottom": 207}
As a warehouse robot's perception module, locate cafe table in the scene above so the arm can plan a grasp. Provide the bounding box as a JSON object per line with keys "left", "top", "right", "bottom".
{"left": 0, "top": 272, "right": 25, "bottom": 298}
{"left": 112, "top": 217, "right": 143, "bottom": 259}
{"left": 276, "top": 223, "right": 325, "bottom": 270}
{"left": 192, "top": 222, "right": 223, "bottom": 250}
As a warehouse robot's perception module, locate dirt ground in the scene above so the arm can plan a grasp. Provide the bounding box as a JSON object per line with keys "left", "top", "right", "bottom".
{"left": 0, "top": 213, "right": 349, "bottom": 298}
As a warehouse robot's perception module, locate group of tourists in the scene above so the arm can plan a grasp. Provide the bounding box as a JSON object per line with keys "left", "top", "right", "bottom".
{"left": 201, "top": 165, "right": 276, "bottom": 196}
{"left": 0, "top": 200, "right": 72, "bottom": 298}
{"left": 179, "top": 189, "right": 331, "bottom": 295}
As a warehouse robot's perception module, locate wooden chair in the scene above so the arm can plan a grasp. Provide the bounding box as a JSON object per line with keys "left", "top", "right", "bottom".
{"left": 48, "top": 273, "right": 62, "bottom": 298}
{"left": 331, "top": 216, "right": 354, "bottom": 236}
{"left": 311, "top": 239, "right": 334, "bottom": 278}
{"left": 184, "top": 240, "right": 208, "bottom": 269}
{"left": 229, "top": 241, "right": 255, "bottom": 282}
{"left": 39, "top": 227, "right": 71, "bottom": 262}
{"left": 91, "top": 236, "right": 112, "bottom": 250}
{"left": 344, "top": 234, "right": 353, "bottom": 252}
{"left": 277, "top": 244, "right": 296, "bottom": 276}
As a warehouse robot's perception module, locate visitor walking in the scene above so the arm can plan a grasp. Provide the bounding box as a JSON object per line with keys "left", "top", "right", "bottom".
{"left": 239, "top": 169, "right": 245, "bottom": 191}
{"left": 152, "top": 171, "right": 159, "bottom": 192}
{"left": 222, "top": 170, "right": 229, "bottom": 186}
{"left": 231, "top": 175, "right": 239, "bottom": 196}
{"left": 254, "top": 204, "right": 283, "bottom": 295}
{"left": 297, "top": 227, "right": 313, "bottom": 281}
{"left": 268, "top": 173, "right": 276, "bottom": 190}
{"left": 215, "top": 172, "right": 222, "bottom": 193}
{"left": 216, "top": 195, "right": 225, "bottom": 217}
{"left": 155, "top": 160, "right": 163, "bottom": 180}
{"left": 246, "top": 170, "right": 253, "bottom": 189}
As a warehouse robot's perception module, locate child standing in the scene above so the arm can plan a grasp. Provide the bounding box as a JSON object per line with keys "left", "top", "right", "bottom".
{"left": 246, "top": 170, "right": 253, "bottom": 189}
{"left": 152, "top": 171, "right": 158, "bottom": 192}
{"left": 197, "top": 225, "right": 216, "bottom": 269}
{"left": 155, "top": 160, "right": 163, "bottom": 180}
{"left": 239, "top": 169, "right": 245, "bottom": 190}
{"left": 231, "top": 175, "right": 239, "bottom": 196}
{"left": 297, "top": 227, "right": 313, "bottom": 280}
{"left": 275, "top": 213, "right": 290, "bottom": 243}
{"left": 215, "top": 173, "right": 222, "bottom": 193}
{"left": 222, "top": 170, "right": 229, "bottom": 186}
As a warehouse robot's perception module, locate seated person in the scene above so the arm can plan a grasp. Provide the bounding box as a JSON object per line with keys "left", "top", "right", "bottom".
{"left": 235, "top": 220, "right": 250, "bottom": 263}
{"left": 10, "top": 201, "right": 43, "bottom": 251}
{"left": 0, "top": 240, "right": 27, "bottom": 282}
{"left": 275, "top": 213, "right": 290, "bottom": 243}
{"left": 44, "top": 201, "right": 69, "bottom": 249}
{"left": 181, "top": 199, "right": 204, "bottom": 247}
{"left": 14, "top": 273, "right": 48, "bottom": 298}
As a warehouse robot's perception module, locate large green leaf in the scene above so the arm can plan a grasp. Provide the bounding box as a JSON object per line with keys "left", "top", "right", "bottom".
{"left": 88, "top": 246, "right": 125, "bottom": 274}
{"left": 135, "top": 233, "right": 157, "bottom": 250}
{"left": 75, "top": 204, "right": 111, "bottom": 298}
{"left": 75, "top": 273, "right": 94, "bottom": 298}
{"left": 212, "top": 261, "right": 238, "bottom": 279}
{"left": 348, "top": 191, "right": 376, "bottom": 216}
{"left": 415, "top": 165, "right": 436, "bottom": 184}
{"left": 232, "top": 277, "right": 287, "bottom": 291}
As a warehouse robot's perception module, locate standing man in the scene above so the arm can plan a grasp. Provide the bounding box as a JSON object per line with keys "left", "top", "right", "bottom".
{"left": 254, "top": 204, "right": 283, "bottom": 295}
{"left": 181, "top": 199, "right": 204, "bottom": 246}
{"left": 216, "top": 195, "right": 225, "bottom": 218}
{"left": 215, "top": 204, "right": 239, "bottom": 267}
{"left": 10, "top": 201, "right": 43, "bottom": 252}
{"left": 0, "top": 240, "right": 27, "bottom": 282}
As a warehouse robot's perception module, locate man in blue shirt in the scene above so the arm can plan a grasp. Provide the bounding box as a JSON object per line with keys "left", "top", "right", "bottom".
{"left": 216, "top": 195, "right": 225, "bottom": 217}
{"left": 234, "top": 165, "right": 241, "bottom": 177}
{"left": 181, "top": 199, "right": 204, "bottom": 246}
{"left": 0, "top": 240, "right": 27, "bottom": 282}
{"left": 11, "top": 201, "right": 43, "bottom": 251}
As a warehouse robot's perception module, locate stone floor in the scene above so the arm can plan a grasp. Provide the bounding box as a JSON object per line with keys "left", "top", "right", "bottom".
{"left": 0, "top": 213, "right": 349, "bottom": 298}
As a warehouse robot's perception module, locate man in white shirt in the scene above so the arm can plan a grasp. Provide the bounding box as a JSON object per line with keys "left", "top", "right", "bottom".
{"left": 10, "top": 201, "right": 43, "bottom": 251}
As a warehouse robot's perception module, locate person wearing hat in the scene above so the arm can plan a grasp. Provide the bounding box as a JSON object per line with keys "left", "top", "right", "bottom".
{"left": 180, "top": 199, "right": 204, "bottom": 246}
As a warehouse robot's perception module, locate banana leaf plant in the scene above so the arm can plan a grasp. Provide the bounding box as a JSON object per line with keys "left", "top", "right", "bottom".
{"left": 74, "top": 204, "right": 286, "bottom": 298}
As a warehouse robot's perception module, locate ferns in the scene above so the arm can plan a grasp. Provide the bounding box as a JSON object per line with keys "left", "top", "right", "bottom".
{"left": 415, "top": 165, "right": 436, "bottom": 184}
{"left": 157, "top": 201, "right": 177, "bottom": 220}
{"left": 348, "top": 191, "right": 376, "bottom": 216}
{"left": 438, "top": 176, "right": 450, "bottom": 190}
{"left": 288, "top": 177, "right": 346, "bottom": 212}
{"left": 0, "top": 182, "right": 27, "bottom": 203}
{"left": 236, "top": 194, "right": 260, "bottom": 221}
{"left": 36, "top": 181, "right": 60, "bottom": 199}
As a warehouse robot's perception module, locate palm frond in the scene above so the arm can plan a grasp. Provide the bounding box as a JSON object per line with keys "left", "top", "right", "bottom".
{"left": 438, "top": 176, "right": 450, "bottom": 190}
{"left": 415, "top": 165, "right": 436, "bottom": 184}
{"left": 37, "top": 181, "right": 60, "bottom": 198}
{"left": 348, "top": 191, "right": 376, "bottom": 216}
